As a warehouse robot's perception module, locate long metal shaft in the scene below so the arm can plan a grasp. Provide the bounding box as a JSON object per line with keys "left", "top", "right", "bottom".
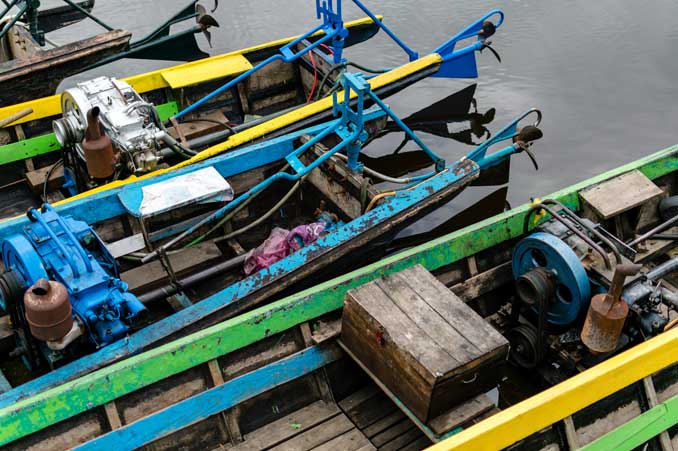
{"left": 138, "top": 254, "right": 247, "bottom": 304}
{"left": 628, "top": 214, "right": 678, "bottom": 247}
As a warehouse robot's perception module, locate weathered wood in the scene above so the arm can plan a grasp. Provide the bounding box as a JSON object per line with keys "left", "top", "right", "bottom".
{"left": 267, "top": 413, "right": 354, "bottom": 450}
{"left": 449, "top": 261, "right": 513, "bottom": 301}
{"left": 312, "top": 428, "right": 375, "bottom": 451}
{"left": 428, "top": 394, "right": 495, "bottom": 436}
{"left": 371, "top": 418, "right": 415, "bottom": 447}
{"left": 362, "top": 410, "right": 406, "bottom": 438}
{"left": 580, "top": 170, "right": 663, "bottom": 220}
{"left": 0, "top": 30, "right": 132, "bottom": 106}
{"left": 207, "top": 359, "right": 236, "bottom": 444}
{"left": 379, "top": 426, "right": 422, "bottom": 451}
{"left": 103, "top": 402, "right": 122, "bottom": 431}
{"left": 310, "top": 318, "right": 342, "bottom": 345}
{"left": 167, "top": 111, "right": 230, "bottom": 142}
{"left": 342, "top": 264, "right": 508, "bottom": 422}
{"left": 231, "top": 400, "right": 340, "bottom": 450}
{"left": 299, "top": 322, "right": 334, "bottom": 403}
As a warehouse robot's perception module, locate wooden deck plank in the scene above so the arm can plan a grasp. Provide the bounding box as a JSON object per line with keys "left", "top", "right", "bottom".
{"left": 379, "top": 427, "right": 424, "bottom": 451}
{"left": 362, "top": 410, "right": 407, "bottom": 438}
{"left": 428, "top": 394, "right": 495, "bottom": 436}
{"left": 232, "top": 401, "right": 340, "bottom": 451}
{"left": 371, "top": 418, "right": 416, "bottom": 447}
{"left": 311, "top": 428, "right": 375, "bottom": 451}
{"left": 268, "top": 414, "right": 354, "bottom": 451}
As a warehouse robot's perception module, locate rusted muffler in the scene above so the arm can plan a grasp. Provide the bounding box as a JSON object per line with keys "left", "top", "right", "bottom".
{"left": 83, "top": 107, "right": 115, "bottom": 179}
{"left": 23, "top": 278, "right": 73, "bottom": 342}
{"left": 581, "top": 263, "right": 641, "bottom": 353}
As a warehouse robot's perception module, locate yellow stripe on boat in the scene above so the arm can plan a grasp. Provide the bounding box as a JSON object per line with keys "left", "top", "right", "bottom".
{"left": 0, "top": 16, "right": 381, "bottom": 125}
{"left": 424, "top": 327, "right": 678, "bottom": 451}
{"left": 159, "top": 54, "right": 254, "bottom": 89}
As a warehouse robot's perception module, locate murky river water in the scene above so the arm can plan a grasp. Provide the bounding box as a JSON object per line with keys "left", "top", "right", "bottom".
{"left": 41, "top": 0, "right": 678, "bottom": 233}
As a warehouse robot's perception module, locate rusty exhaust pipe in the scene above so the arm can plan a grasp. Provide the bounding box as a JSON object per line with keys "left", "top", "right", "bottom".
{"left": 581, "top": 263, "right": 642, "bottom": 354}
{"left": 83, "top": 107, "right": 115, "bottom": 179}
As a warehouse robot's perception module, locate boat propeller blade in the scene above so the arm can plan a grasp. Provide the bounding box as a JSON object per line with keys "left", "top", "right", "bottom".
{"left": 514, "top": 125, "right": 544, "bottom": 170}
{"left": 196, "top": 2, "right": 219, "bottom": 47}
{"left": 480, "top": 40, "right": 502, "bottom": 63}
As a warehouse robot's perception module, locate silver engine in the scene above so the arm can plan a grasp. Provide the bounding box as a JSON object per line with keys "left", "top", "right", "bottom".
{"left": 53, "top": 76, "right": 168, "bottom": 175}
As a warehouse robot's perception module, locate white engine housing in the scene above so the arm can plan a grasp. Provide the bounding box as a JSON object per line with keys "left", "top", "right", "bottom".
{"left": 53, "top": 76, "right": 164, "bottom": 174}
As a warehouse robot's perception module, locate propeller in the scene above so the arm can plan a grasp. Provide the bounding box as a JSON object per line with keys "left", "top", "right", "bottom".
{"left": 196, "top": 2, "right": 220, "bottom": 47}
{"left": 478, "top": 20, "right": 501, "bottom": 63}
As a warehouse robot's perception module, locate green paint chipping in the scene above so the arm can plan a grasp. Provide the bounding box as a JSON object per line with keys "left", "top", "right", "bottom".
{"left": 1, "top": 145, "right": 678, "bottom": 445}
{"left": 579, "top": 396, "right": 678, "bottom": 451}
{"left": 0, "top": 102, "right": 178, "bottom": 166}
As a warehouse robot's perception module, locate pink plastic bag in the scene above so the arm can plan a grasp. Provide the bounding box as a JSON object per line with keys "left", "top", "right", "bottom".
{"left": 287, "top": 222, "right": 327, "bottom": 251}
{"left": 244, "top": 228, "right": 291, "bottom": 275}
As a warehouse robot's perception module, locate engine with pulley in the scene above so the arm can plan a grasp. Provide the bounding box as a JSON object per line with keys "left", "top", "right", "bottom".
{"left": 0, "top": 204, "right": 146, "bottom": 370}
{"left": 52, "top": 76, "right": 190, "bottom": 193}
{"left": 506, "top": 199, "right": 678, "bottom": 371}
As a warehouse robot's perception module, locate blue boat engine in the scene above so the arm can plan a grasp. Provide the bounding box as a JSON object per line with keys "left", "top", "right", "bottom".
{"left": 0, "top": 204, "right": 146, "bottom": 369}
{"left": 506, "top": 201, "right": 675, "bottom": 369}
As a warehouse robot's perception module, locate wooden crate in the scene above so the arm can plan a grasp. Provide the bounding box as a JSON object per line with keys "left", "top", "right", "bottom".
{"left": 341, "top": 265, "right": 509, "bottom": 423}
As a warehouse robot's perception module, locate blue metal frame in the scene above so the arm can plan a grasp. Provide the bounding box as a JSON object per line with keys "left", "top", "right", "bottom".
{"left": 467, "top": 108, "right": 542, "bottom": 169}
{"left": 175, "top": 0, "right": 347, "bottom": 118}
{"left": 175, "top": 3, "right": 506, "bottom": 119}
{"left": 72, "top": 344, "right": 341, "bottom": 450}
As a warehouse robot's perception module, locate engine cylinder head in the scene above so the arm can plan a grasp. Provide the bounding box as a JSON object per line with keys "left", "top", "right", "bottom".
{"left": 23, "top": 278, "right": 73, "bottom": 342}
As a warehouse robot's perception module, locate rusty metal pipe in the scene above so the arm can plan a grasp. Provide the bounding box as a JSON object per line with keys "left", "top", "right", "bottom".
{"left": 628, "top": 214, "right": 678, "bottom": 247}
{"left": 542, "top": 199, "right": 622, "bottom": 265}
{"left": 524, "top": 203, "right": 612, "bottom": 269}
{"left": 83, "top": 107, "right": 115, "bottom": 179}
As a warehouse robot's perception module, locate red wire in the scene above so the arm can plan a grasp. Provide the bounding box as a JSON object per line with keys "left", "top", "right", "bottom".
{"left": 306, "top": 50, "right": 319, "bottom": 103}
{"left": 319, "top": 43, "right": 334, "bottom": 55}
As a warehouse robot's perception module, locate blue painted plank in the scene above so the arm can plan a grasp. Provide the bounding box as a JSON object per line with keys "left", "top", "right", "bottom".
{"left": 73, "top": 344, "right": 341, "bottom": 450}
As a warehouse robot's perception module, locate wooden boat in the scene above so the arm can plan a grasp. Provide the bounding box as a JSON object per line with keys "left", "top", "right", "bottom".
{"left": 0, "top": 70, "right": 542, "bottom": 410}
{"left": 0, "top": 0, "right": 220, "bottom": 105}
{"left": 0, "top": 7, "right": 506, "bottom": 218}
{"left": 2, "top": 142, "right": 677, "bottom": 451}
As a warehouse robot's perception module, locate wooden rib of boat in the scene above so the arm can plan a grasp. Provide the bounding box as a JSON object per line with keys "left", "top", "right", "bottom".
{"left": 0, "top": 144, "right": 675, "bottom": 450}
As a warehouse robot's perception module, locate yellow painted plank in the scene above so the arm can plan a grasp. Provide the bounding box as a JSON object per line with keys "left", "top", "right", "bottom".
{"left": 0, "top": 16, "right": 381, "bottom": 126}
{"left": 160, "top": 54, "right": 253, "bottom": 89}
{"left": 424, "top": 327, "right": 678, "bottom": 451}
